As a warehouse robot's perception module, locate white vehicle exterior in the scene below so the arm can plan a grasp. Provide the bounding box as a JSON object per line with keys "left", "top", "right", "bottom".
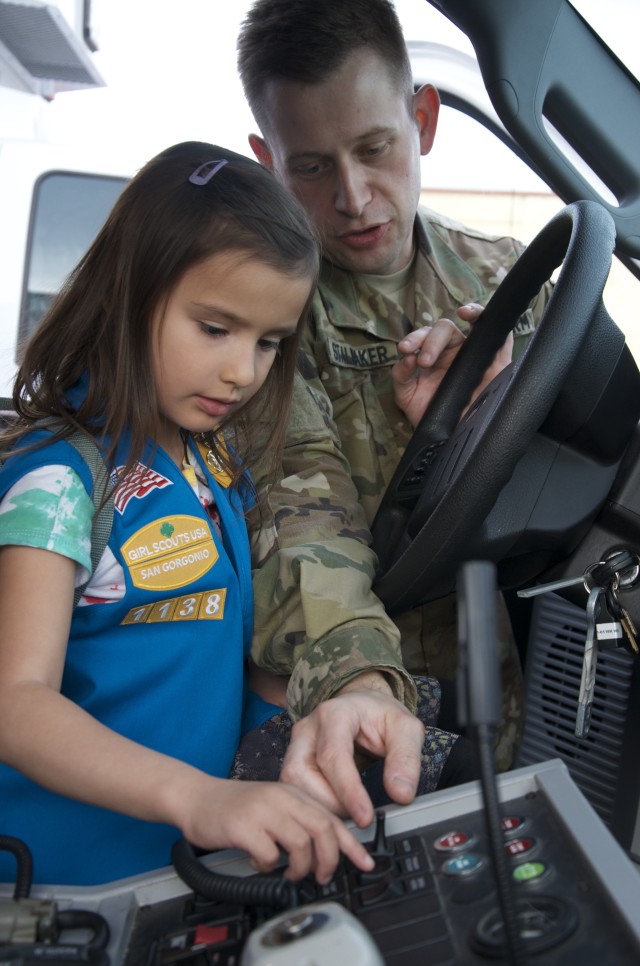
{"left": 0, "top": 0, "right": 133, "bottom": 396}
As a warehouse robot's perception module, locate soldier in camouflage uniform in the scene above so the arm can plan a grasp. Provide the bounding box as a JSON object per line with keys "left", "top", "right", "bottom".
{"left": 237, "top": 0, "right": 553, "bottom": 791}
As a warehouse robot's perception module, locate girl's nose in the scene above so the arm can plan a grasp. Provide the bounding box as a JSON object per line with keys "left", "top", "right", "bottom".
{"left": 219, "top": 345, "right": 257, "bottom": 389}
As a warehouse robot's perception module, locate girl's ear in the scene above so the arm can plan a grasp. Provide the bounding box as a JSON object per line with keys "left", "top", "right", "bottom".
{"left": 249, "top": 134, "right": 274, "bottom": 171}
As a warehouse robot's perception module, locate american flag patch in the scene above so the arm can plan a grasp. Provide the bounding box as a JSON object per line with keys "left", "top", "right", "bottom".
{"left": 113, "top": 463, "right": 172, "bottom": 514}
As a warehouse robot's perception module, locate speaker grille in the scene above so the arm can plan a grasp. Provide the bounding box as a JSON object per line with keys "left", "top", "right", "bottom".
{"left": 517, "top": 593, "right": 635, "bottom": 827}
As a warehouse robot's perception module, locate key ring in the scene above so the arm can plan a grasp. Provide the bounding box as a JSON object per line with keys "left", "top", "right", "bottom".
{"left": 583, "top": 553, "right": 640, "bottom": 594}
{"left": 583, "top": 560, "right": 606, "bottom": 595}
{"left": 617, "top": 560, "right": 640, "bottom": 588}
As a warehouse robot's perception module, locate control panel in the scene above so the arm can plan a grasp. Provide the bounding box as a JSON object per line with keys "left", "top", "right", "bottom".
{"left": 2, "top": 759, "right": 640, "bottom": 964}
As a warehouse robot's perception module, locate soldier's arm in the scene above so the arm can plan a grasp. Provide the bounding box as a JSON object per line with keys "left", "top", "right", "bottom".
{"left": 249, "top": 371, "right": 417, "bottom": 721}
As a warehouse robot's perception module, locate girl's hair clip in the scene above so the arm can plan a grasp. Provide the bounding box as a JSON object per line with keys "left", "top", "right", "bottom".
{"left": 189, "top": 159, "right": 229, "bottom": 185}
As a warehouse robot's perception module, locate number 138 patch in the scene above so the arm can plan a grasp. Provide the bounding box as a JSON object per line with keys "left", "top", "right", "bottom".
{"left": 121, "top": 589, "right": 227, "bottom": 625}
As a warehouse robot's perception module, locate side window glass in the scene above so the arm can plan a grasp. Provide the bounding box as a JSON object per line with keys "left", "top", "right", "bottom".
{"left": 18, "top": 172, "right": 128, "bottom": 354}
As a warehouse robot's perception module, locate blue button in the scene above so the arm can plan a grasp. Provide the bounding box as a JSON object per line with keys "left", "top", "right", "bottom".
{"left": 443, "top": 853, "right": 484, "bottom": 876}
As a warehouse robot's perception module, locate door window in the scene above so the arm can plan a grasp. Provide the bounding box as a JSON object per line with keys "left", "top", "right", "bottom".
{"left": 19, "top": 172, "right": 127, "bottom": 352}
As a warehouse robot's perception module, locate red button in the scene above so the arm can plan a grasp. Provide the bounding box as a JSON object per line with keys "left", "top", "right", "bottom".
{"left": 194, "top": 924, "right": 229, "bottom": 947}
{"left": 434, "top": 831, "right": 472, "bottom": 851}
{"left": 505, "top": 837, "right": 535, "bottom": 857}
{"left": 501, "top": 816, "right": 525, "bottom": 833}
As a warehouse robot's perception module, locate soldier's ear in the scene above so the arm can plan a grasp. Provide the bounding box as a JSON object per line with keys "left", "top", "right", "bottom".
{"left": 413, "top": 84, "right": 440, "bottom": 157}
{"left": 249, "top": 134, "right": 274, "bottom": 171}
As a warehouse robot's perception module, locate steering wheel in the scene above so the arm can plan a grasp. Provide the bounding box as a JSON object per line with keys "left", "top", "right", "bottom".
{"left": 371, "top": 200, "right": 639, "bottom": 616}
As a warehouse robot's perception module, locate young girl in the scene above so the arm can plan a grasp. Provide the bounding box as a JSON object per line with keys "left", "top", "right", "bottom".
{"left": 0, "top": 141, "right": 373, "bottom": 887}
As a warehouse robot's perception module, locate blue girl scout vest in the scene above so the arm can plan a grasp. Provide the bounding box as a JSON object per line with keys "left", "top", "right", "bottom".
{"left": 0, "top": 430, "right": 278, "bottom": 886}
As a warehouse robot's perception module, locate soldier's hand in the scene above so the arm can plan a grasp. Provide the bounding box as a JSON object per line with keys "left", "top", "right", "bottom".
{"left": 279, "top": 674, "right": 424, "bottom": 828}
{"left": 393, "top": 318, "right": 465, "bottom": 426}
{"left": 393, "top": 303, "right": 512, "bottom": 428}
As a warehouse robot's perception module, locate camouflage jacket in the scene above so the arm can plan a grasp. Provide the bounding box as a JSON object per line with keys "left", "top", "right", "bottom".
{"left": 249, "top": 207, "right": 552, "bottom": 738}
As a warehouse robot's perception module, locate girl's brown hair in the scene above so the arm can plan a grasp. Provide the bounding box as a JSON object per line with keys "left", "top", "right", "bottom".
{"left": 4, "top": 141, "right": 319, "bottom": 492}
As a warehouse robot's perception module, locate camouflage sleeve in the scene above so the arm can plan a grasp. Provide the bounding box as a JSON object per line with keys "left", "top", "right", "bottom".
{"left": 248, "top": 371, "right": 417, "bottom": 721}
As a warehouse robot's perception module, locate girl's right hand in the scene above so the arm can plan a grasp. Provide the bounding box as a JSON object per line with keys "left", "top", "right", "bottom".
{"left": 177, "top": 776, "right": 375, "bottom": 884}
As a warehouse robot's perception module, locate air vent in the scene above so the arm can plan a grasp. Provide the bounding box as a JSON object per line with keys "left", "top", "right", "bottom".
{"left": 0, "top": 0, "right": 103, "bottom": 96}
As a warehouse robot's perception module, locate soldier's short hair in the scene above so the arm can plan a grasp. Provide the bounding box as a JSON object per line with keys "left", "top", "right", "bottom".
{"left": 237, "top": 0, "right": 414, "bottom": 135}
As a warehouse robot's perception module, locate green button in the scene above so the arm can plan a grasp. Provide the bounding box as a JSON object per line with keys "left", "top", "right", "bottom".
{"left": 513, "top": 861, "right": 546, "bottom": 882}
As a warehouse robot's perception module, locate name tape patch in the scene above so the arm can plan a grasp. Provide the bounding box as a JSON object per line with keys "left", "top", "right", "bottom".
{"left": 327, "top": 339, "right": 394, "bottom": 369}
